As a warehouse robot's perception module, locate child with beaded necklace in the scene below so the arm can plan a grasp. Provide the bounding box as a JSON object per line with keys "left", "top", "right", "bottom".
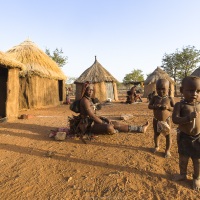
{"left": 148, "top": 79, "right": 175, "bottom": 158}
{"left": 172, "top": 76, "right": 200, "bottom": 190}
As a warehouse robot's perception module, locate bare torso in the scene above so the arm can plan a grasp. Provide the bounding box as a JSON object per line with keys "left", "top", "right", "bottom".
{"left": 80, "top": 96, "right": 103, "bottom": 124}
{"left": 173, "top": 102, "right": 200, "bottom": 136}
{"left": 149, "top": 95, "right": 174, "bottom": 121}
{"left": 80, "top": 97, "right": 94, "bottom": 116}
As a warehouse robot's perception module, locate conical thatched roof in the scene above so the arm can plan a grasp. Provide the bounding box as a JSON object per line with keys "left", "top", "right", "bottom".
{"left": 191, "top": 67, "right": 200, "bottom": 77}
{"left": 0, "top": 51, "right": 25, "bottom": 70}
{"left": 6, "top": 40, "right": 66, "bottom": 80}
{"left": 144, "top": 67, "right": 175, "bottom": 85}
{"left": 74, "top": 56, "right": 118, "bottom": 83}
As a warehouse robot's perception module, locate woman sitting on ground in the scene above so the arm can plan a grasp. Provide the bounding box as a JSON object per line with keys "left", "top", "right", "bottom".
{"left": 77, "top": 82, "right": 149, "bottom": 136}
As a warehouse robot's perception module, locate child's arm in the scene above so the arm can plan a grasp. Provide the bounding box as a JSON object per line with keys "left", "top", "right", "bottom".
{"left": 172, "top": 102, "right": 192, "bottom": 124}
{"left": 148, "top": 96, "right": 165, "bottom": 110}
{"left": 165, "top": 97, "right": 175, "bottom": 111}
{"left": 148, "top": 96, "right": 155, "bottom": 110}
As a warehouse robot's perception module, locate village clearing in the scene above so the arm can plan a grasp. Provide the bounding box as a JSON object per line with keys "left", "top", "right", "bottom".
{"left": 0, "top": 98, "right": 200, "bottom": 200}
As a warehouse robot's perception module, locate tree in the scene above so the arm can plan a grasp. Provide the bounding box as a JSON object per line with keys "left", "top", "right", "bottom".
{"left": 162, "top": 45, "right": 200, "bottom": 94}
{"left": 123, "top": 69, "right": 144, "bottom": 84}
{"left": 175, "top": 46, "right": 200, "bottom": 80}
{"left": 162, "top": 46, "right": 200, "bottom": 81}
{"left": 162, "top": 52, "right": 179, "bottom": 94}
{"left": 45, "top": 48, "right": 68, "bottom": 67}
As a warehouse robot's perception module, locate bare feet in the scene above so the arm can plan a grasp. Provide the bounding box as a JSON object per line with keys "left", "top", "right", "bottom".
{"left": 153, "top": 147, "right": 159, "bottom": 153}
{"left": 88, "top": 135, "right": 98, "bottom": 141}
{"left": 193, "top": 179, "right": 200, "bottom": 191}
{"left": 165, "top": 151, "right": 171, "bottom": 158}
{"left": 142, "top": 121, "right": 149, "bottom": 133}
{"left": 172, "top": 174, "right": 187, "bottom": 181}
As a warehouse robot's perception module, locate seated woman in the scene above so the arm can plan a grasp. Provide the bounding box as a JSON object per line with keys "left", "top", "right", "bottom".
{"left": 126, "top": 87, "right": 142, "bottom": 104}
{"left": 130, "top": 86, "right": 142, "bottom": 102}
{"left": 73, "top": 82, "right": 149, "bottom": 137}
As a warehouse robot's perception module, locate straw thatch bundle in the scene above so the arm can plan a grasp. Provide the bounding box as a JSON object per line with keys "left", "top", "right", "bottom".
{"left": 6, "top": 40, "right": 66, "bottom": 80}
{"left": 0, "top": 51, "right": 24, "bottom": 70}
{"left": 144, "top": 67, "right": 175, "bottom": 97}
{"left": 74, "top": 57, "right": 119, "bottom": 101}
{"left": 191, "top": 67, "right": 200, "bottom": 77}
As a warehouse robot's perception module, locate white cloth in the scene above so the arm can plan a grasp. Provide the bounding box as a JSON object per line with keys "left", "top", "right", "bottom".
{"left": 157, "top": 121, "right": 170, "bottom": 136}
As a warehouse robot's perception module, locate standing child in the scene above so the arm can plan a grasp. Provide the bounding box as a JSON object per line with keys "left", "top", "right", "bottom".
{"left": 172, "top": 76, "right": 200, "bottom": 190}
{"left": 148, "top": 79, "right": 175, "bottom": 158}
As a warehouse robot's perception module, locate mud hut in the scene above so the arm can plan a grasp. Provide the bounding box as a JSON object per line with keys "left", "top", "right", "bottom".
{"left": 0, "top": 51, "right": 25, "bottom": 120}
{"left": 144, "top": 67, "right": 175, "bottom": 97}
{"left": 6, "top": 40, "right": 66, "bottom": 110}
{"left": 74, "top": 56, "right": 119, "bottom": 102}
{"left": 191, "top": 67, "right": 200, "bottom": 77}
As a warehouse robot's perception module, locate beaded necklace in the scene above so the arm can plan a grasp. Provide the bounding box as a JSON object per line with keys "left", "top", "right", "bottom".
{"left": 157, "top": 95, "right": 168, "bottom": 99}
{"left": 181, "top": 99, "right": 200, "bottom": 106}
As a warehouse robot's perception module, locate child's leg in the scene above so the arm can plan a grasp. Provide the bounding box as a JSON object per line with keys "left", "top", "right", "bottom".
{"left": 165, "top": 134, "right": 172, "bottom": 158}
{"left": 153, "top": 133, "right": 160, "bottom": 153}
{"left": 192, "top": 158, "right": 200, "bottom": 190}
{"left": 174, "top": 154, "right": 189, "bottom": 181}
{"left": 165, "top": 118, "right": 172, "bottom": 157}
{"left": 180, "top": 154, "right": 189, "bottom": 176}
{"left": 153, "top": 118, "right": 160, "bottom": 153}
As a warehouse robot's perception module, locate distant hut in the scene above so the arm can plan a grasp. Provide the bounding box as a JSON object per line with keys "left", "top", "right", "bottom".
{"left": 6, "top": 40, "right": 66, "bottom": 109}
{"left": 144, "top": 67, "right": 175, "bottom": 97}
{"left": 74, "top": 56, "right": 119, "bottom": 102}
{"left": 0, "top": 51, "right": 25, "bottom": 119}
{"left": 191, "top": 67, "right": 200, "bottom": 77}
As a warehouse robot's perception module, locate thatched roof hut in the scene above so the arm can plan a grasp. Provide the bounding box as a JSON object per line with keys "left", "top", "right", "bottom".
{"left": 74, "top": 56, "right": 119, "bottom": 102}
{"left": 6, "top": 39, "right": 66, "bottom": 109}
{"left": 191, "top": 67, "right": 200, "bottom": 77}
{"left": 144, "top": 67, "right": 175, "bottom": 97}
{"left": 0, "top": 52, "right": 24, "bottom": 120}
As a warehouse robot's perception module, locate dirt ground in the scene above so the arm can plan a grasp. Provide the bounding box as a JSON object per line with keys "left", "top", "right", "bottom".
{"left": 0, "top": 97, "right": 200, "bottom": 200}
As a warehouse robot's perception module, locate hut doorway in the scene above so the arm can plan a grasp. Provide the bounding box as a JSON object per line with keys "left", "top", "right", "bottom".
{"left": 105, "top": 82, "right": 114, "bottom": 100}
{"left": 58, "top": 80, "right": 63, "bottom": 101}
{"left": 0, "top": 67, "right": 8, "bottom": 118}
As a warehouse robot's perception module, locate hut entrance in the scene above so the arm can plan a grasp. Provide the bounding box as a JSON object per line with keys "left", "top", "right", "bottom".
{"left": 105, "top": 82, "right": 114, "bottom": 100}
{"left": 0, "top": 67, "right": 8, "bottom": 118}
{"left": 58, "top": 80, "right": 63, "bottom": 101}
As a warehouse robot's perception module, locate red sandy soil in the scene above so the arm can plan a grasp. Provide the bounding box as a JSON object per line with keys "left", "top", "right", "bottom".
{"left": 0, "top": 98, "right": 199, "bottom": 200}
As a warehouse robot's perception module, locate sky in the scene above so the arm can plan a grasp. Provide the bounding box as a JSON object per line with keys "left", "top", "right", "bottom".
{"left": 1, "top": 0, "right": 200, "bottom": 82}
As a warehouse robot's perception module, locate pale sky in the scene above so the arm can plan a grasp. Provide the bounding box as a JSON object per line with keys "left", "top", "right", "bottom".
{"left": 1, "top": 0, "right": 200, "bottom": 82}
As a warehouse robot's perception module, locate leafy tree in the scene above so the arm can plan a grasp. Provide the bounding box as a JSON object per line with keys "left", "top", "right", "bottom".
{"left": 162, "top": 52, "right": 180, "bottom": 94}
{"left": 162, "top": 46, "right": 200, "bottom": 81}
{"left": 162, "top": 46, "right": 200, "bottom": 94}
{"left": 45, "top": 48, "right": 68, "bottom": 67}
{"left": 162, "top": 52, "right": 178, "bottom": 81}
{"left": 175, "top": 46, "right": 200, "bottom": 80}
{"left": 123, "top": 69, "right": 144, "bottom": 84}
